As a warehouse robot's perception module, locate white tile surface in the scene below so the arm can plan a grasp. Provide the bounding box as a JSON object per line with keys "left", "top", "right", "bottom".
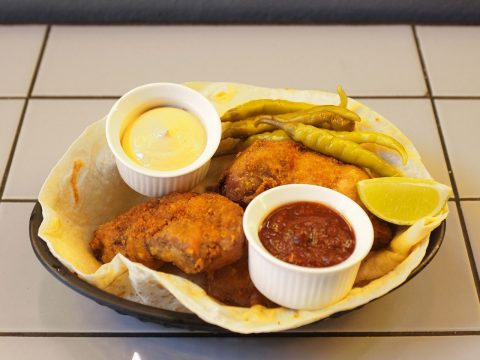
{"left": 460, "top": 201, "right": 480, "bottom": 277}
{"left": 0, "top": 202, "right": 181, "bottom": 332}
{"left": 1, "top": 25, "right": 479, "bottom": 358}
{"left": 298, "top": 203, "right": 480, "bottom": 332}
{"left": 2, "top": 336, "right": 480, "bottom": 360}
{"left": 359, "top": 99, "right": 450, "bottom": 186}
{"left": 0, "top": 100, "right": 23, "bottom": 182}
{"left": 34, "top": 26, "right": 426, "bottom": 96}
{"left": 417, "top": 27, "right": 480, "bottom": 96}
{"left": 3, "top": 99, "right": 115, "bottom": 199}
{"left": 0, "top": 26, "right": 45, "bottom": 96}
{"left": 435, "top": 100, "right": 480, "bottom": 198}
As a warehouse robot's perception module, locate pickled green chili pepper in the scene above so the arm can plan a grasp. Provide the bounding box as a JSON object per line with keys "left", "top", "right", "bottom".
{"left": 222, "top": 106, "right": 359, "bottom": 139}
{"left": 337, "top": 86, "right": 348, "bottom": 108}
{"left": 323, "top": 129, "right": 408, "bottom": 165}
{"left": 258, "top": 119, "right": 402, "bottom": 177}
{"left": 240, "top": 129, "right": 290, "bottom": 150}
{"left": 221, "top": 86, "right": 357, "bottom": 123}
{"left": 220, "top": 99, "right": 315, "bottom": 123}
{"left": 221, "top": 120, "right": 274, "bottom": 139}
{"left": 215, "top": 130, "right": 290, "bottom": 156}
{"left": 214, "top": 137, "right": 242, "bottom": 157}
{"left": 218, "top": 128, "right": 407, "bottom": 165}
{"left": 273, "top": 105, "right": 359, "bottom": 131}
{"left": 275, "top": 105, "right": 360, "bottom": 124}
{"left": 230, "top": 127, "right": 407, "bottom": 165}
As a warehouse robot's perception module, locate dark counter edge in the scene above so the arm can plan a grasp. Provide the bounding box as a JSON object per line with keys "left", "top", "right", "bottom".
{"left": 2, "top": 0, "right": 480, "bottom": 25}
{"left": 29, "top": 202, "right": 446, "bottom": 334}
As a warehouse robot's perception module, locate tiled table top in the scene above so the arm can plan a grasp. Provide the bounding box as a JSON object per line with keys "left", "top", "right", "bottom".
{"left": 0, "top": 25, "right": 479, "bottom": 359}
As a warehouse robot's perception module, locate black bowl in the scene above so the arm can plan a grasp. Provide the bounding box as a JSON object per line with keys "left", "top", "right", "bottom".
{"left": 29, "top": 202, "right": 446, "bottom": 332}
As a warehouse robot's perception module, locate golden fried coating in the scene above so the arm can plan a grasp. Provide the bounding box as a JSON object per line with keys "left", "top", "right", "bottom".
{"left": 90, "top": 192, "right": 245, "bottom": 273}
{"left": 219, "top": 140, "right": 393, "bottom": 249}
{"left": 206, "top": 252, "right": 277, "bottom": 308}
{"left": 220, "top": 140, "right": 368, "bottom": 205}
{"left": 90, "top": 199, "right": 165, "bottom": 270}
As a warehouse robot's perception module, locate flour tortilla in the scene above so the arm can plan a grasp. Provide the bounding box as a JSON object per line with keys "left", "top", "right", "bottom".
{"left": 38, "top": 82, "right": 448, "bottom": 333}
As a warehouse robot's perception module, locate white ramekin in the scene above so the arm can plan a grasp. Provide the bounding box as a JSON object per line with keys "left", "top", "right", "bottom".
{"left": 243, "top": 184, "right": 374, "bottom": 310}
{"left": 105, "top": 83, "right": 221, "bottom": 197}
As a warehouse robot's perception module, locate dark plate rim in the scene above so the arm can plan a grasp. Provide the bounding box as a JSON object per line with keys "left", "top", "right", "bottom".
{"left": 29, "top": 201, "right": 446, "bottom": 332}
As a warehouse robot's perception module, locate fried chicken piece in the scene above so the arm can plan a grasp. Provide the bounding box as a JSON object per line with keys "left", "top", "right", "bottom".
{"left": 90, "top": 192, "right": 245, "bottom": 273}
{"left": 90, "top": 198, "right": 165, "bottom": 270}
{"left": 220, "top": 140, "right": 393, "bottom": 249}
{"left": 206, "top": 251, "right": 277, "bottom": 308}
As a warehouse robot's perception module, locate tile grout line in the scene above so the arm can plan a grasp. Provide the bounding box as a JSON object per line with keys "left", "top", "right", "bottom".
{"left": 412, "top": 25, "right": 480, "bottom": 302}
{"left": 0, "top": 26, "right": 51, "bottom": 200}
{"left": 30, "top": 95, "right": 121, "bottom": 100}
{"left": 0, "top": 199, "right": 37, "bottom": 203}
{"left": 434, "top": 96, "right": 480, "bottom": 100}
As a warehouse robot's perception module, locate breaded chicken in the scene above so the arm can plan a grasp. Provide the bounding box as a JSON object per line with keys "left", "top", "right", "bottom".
{"left": 206, "top": 252, "right": 277, "bottom": 308}
{"left": 220, "top": 140, "right": 393, "bottom": 249}
{"left": 90, "top": 199, "right": 165, "bottom": 270}
{"left": 90, "top": 192, "right": 245, "bottom": 273}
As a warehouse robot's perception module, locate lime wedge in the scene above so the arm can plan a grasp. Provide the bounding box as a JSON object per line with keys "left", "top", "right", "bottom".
{"left": 357, "top": 177, "right": 451, "bottom": 225}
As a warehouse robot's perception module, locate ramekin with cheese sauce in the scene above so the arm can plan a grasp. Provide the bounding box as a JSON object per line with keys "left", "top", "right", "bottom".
{"left": 106, "top": 83, "right": 221, "bottom": 197}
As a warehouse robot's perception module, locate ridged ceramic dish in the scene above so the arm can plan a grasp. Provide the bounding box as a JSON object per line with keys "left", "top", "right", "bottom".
{"left": 106, "top": 83, "right": 221, "bottom": 197}
{"left": 244, "top": 184, "right": 374, "bottom": 310}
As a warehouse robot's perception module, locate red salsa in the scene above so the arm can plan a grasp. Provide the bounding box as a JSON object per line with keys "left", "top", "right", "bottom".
{"left": 258, "top": 201, "right": 355, "bottom": 268}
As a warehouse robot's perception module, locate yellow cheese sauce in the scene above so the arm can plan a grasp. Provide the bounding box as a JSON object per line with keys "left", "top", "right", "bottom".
{"left": 121, "top": 107, "right": 206, "bottom": 171}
